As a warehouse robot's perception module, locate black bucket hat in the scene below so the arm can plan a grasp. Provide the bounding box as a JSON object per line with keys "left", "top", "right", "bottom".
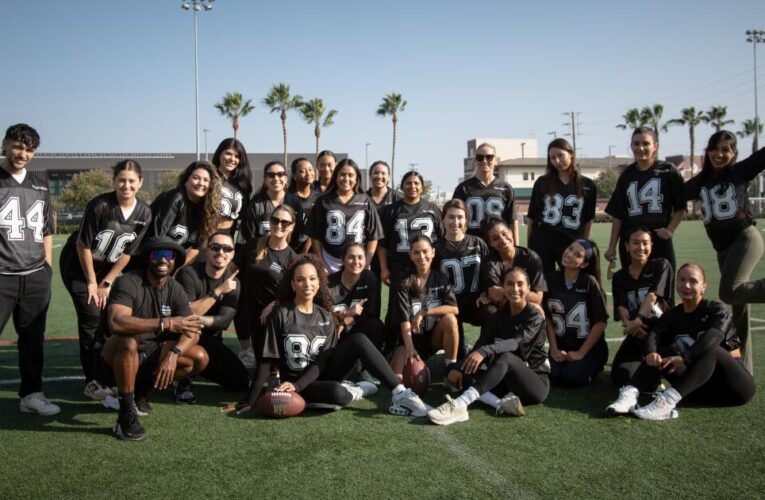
{"left": 139, "top": 236, "right": 186, "bottom": 268}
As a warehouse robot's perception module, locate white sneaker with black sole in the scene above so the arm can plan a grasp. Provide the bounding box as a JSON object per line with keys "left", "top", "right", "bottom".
{"left": 605, "top": 385, "right": 639, "bottom": 417}
{"left": 389, "top": 388, "right": 429, "bottom": 417}
{"left": 631, "top": 392, "right": 679, "bottom": 421}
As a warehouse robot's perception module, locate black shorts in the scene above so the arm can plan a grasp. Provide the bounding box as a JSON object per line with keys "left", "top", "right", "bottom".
{"left": 93, "top": 342, "right": 162, "bottom": 389}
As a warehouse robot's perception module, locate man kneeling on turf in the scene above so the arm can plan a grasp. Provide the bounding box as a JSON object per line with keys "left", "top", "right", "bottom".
{"left": 98, "top": 236, "right": 208, "bottom": 440}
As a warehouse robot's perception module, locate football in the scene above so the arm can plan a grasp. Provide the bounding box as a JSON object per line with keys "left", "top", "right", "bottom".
{"left": 257, "top": 389, "right": 306, "bottom": 418}
{"left": 402, "top": 356, "right": 430, "bottom": 397}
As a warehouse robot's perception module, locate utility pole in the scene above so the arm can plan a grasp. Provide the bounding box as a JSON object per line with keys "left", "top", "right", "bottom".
{"left": 562, "top": 111, "right": 580, "bottom": 152}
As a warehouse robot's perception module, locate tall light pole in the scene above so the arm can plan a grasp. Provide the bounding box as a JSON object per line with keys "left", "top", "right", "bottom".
{"left": 365, "top": 142, "right": 371, "bottom": 190}
{"left": 608, "top": 145, "right": 616, "bottom": 169}
{"left": 181, "top": 0, "right": 215, "bottom": 160}
{"left": 746, "top": 29, "right": 764, "bottom": 198}
{"left": 203, "top": 128, "right": 210, "bottom": 160}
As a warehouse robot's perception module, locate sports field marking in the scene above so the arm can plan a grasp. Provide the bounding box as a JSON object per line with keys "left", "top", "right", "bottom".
{"left": 0, "top": 375, "right": 84, "bottom": 386}
{"left": 52, "top": 244, "right": 62, "bottom": 248}
{"left": 422, "top": 426, "right": 536, "bottom": 499}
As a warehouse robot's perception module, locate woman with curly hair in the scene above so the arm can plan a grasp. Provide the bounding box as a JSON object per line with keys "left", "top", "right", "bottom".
{"left": 211, "top": 138, "right": 252, "bottom": 236}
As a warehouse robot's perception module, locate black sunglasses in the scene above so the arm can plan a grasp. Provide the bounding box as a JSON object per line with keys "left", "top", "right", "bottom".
{"left": 209, "top": 243, "right": 235, "bottom": 253}
{"left": 475, "top": 154, "right": 495, "bottom": 162}
{"left": 265, "top": 171, "right": 287, "bottom": 179}
{"left": 269, "top": 217, "right": 294, "bottom": 228}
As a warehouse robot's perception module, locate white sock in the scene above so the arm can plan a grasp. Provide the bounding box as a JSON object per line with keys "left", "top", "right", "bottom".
{"left": 444, "top": 358, "right": 457, "bottom": 367}
{"left": 392, "top": 384, "right": 406, "bottom": 395}
{"left": 478, "top": 391, "right": 501, "bottom": 409}
{"left": 662, "top": 387, "right": 682, "bottom": 405}
{"left": 455, "top": 387, "right": 480, "bottom": 408}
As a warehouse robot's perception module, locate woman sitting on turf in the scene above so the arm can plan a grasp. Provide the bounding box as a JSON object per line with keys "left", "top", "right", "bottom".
{"left": 609, "top": 262, "right": 755, "bottom": 420}
{"left": 427, "top": 268, "right": 550, "bottom": 425}
{"left": 544, "top": 239, "right": 609, "bottom": 387}
{"left": 224, "top": 254, "right": 428, "bottom": 417}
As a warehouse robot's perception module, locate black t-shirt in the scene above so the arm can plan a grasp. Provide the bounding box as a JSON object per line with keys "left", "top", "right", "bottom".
{"left": 149, "top": 187, "right": 203, "bottom": 250}
{"left": 380, "top": 199, "right": 442, "bottom": 277}
{"left": 611, "top": 258, "right": 673, "bottom": 320}
{"left": 261, "top": 301, "right": 337, "bottom": 382}
{"left": 605, "top": 161, "right": 685, "bottom": 236}
{"left": 527, "top": 175, "right": 597, "bottom": 238}
{"left": 219, "top": 179, "right": 248, "bottom": 233}
{"left": 366, "top": 187, "right": 404, "bottom": 215}
{"left": 480, "top": 246, "right": 547, "bottom": 293}
{"left": 175, "top": 262, "right": 240, "bottom": 338}
{"left": 240, "top": 191, "right": 303, "bottom": 246}
{"left": 394, "top": 269, "right": 458, "bottom": 331}
{"left": 62, "top": 191, "right": 151, "bottom": 281}
{"left": 684, "top": 147, "right": 765, "bottom": 251}
{"left": 0, "top": 169, "right": 52, "bottom": 273}
{"left": 328, "top": 269, "right": 381, "bottom": 320}
{"left": 435, "top": 235, "right": 490, "bottom": 305}
{"left": 234, "top": 239, "right": 296, "bottom": 312}
{"left": 452, "top": 176, "right": 516, "bottom": 236}
{"left": 543, "top": 271, "right": 608, "bottom": 351}
{"left": 107, "top": 271, "right": 192, "bottom": 349}
{"left": 293, "top": 189, "right": 322, "bottom": 248}
{"left": 475, "top": 303, "right": 550, "bottom": 374}
{"left": 310, "top": 191, "right": 383, "bottom": 259}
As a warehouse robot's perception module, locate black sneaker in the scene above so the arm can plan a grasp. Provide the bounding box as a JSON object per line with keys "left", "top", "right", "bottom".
{"left": 134, "top": 395, "right": 153, "bottom": 416}
{"left": 174, "top": 379, "right": 196, "bottom": 404}
{"left": 113, "top": 411, "right": 147, "bottom": 441}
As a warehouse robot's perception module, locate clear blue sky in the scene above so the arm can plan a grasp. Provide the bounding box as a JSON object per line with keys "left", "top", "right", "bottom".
{"left": 3, "top": 0, "right": 764, "bottom": 193}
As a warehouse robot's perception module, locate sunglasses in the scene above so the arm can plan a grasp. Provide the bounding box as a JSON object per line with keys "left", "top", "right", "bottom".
{"left": 269, "top": 217, "right": 294, "bottom": 228}
{"left": 475, "top": 154, "right": 495, "bottom": 162}
{"left": 149, "top": 249, "right": 176, "bottom": 261}
{"left": 208, "top": 243, "right": 235, "bottom": 253}
{"left": 265, "top": 171, "right": 287, "bottom": 179}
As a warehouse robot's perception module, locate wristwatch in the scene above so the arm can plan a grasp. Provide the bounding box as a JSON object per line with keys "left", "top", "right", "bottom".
{"left": 170, "top": 346, "right": 182, "bottom": 356}
{"left": 207, "top": 289, "right": 222, "bottom": 301}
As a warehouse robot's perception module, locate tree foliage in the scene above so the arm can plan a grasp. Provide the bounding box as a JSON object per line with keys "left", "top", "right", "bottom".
{"left": 376, "top": 92, "right": 407, "bottom": 185}
{"left": 594, "top": 168, "right": 619, "bottom": 198}
{"left": 58, "top": 169, "right": 113, "bottom": 210}
{"left": 139, "top": 171, "right": 180, "bottom": 204}
{"left": 702, "top": 105, "right": 734, "bottom": 132}
{"left": 300, "top": 98, "right": 337, "bottom": 157}
{"left": 263, "top": 83, "right": 303, "bottom": 166}
{"left": 214, "top": 91, "right": 255, "bottom": 138}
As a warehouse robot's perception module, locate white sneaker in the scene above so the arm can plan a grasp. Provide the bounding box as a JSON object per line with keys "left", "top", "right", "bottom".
{"left": 389, "top": 388, "right": 429, "bottom": 417}
{"left": 631, "top": 392, "right": 679, "bottom": 421}
{"left": 102, "top": 395, "right": 120, "bottom": 411}
{"left": 19, "top": 392, "right": 61, "bottom": 416}
{"left": 341, "top": 381, "right": 365, "bottom": 402}
{"left": 84, "top": 380, "right": 115, "bottom": 401}
{"left": 238, "top": 347, "right": 256, "bottom": 369}
{"left": 427, "top": 396, "right": 469, "bottom": 426}
{"left": 605, "top": 385, "right": 639, "bottom": 416}
{"left": 497, "top": 393, "right": 525, "bottom": 417}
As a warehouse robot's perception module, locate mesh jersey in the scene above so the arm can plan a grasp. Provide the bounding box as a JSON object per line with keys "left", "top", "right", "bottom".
{"left": 380, "top": 199, "right": 442, "bottom": 276}
{"left": 452, "top": 176, "right": 516, "bottom": 236}
{"left": 434, "top": 235, "right": 490, "bottom": 304}
{"left": 149, "top": 187, "right": 203, "bottom": 250}
{"left": 611, "top": 258, "right": 674, "bottom": 320}
{"left": 310, "top": 192, "right": 383, "bottom": 258}
{"left": 527, "top": 175, "right": 597, "bottom": 238}
{"left": 542, "top": 271, "right": 608, "bottom": 351}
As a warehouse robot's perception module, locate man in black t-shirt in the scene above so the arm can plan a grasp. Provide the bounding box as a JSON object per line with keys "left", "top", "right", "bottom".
{"left": 176, "top": 232, "right": 248, "bottom": 397}
{"left": 0, "top": 124, "right": 60, "bottom": 416}
{"left": 99, "top": 236, "right": 207, "bottom": 441}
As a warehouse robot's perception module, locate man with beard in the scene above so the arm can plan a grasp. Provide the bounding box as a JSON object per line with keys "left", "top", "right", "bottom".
{"left": 175, "top": 232, "right": 248, "bottom": 402}
{"left": 98, "top": 236, "right": 207, "bottom": 441}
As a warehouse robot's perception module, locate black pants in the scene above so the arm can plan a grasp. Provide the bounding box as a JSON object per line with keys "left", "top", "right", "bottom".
{"left": 300, "top": 334, "right": 399, "bottom": 407}
{"left": 0, "top": 266, "right": 52, "bottom": 397}
{"left": 549, "top": 340, "right": 608, "bottom": 388}
{"left": 611, "top": 336, "right": 660, "bottom": 391}
{"left": 198, "top": 336, "right": 250, "bottom": 392}
{"left": 93, "top": 343, "right": 162, "bottom": 396}
{"left": 469, "top": 352, "right": 550, "bottom": 405}
{"left": 60, "top": 267, "right": 103, "bottom": 381}
{"left": 528, "top": 226, "right": 575, "bottom": 276}
{"left": 631, "top": 346, "right": 755, "bottom": 405}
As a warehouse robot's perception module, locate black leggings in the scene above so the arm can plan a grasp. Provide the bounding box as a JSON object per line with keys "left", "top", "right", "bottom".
{"left": 550, "top": 340, "right": 608, "bottom": 388}
{"left": 60, "top": 269, "right": 102, "bottom": 381}
{"left": 469, "top": 352, "right": 550, "bottom": 405}
{"left": 631, "top": 346, "right": 755, "bottom": 405}
{"left": 611, "top": 336, "right": 659, "bottom": 390}
{"left": 198, "top": 337, "right": 250, "bottom": 392}
{"left": 528, "top": 226, "right": 574, "bottom": 276}
{"left": 300, "top": 334, "right": 399, "bottom": 407}
{"left": 342, "top": 316, "right": 385, "bottom": 350}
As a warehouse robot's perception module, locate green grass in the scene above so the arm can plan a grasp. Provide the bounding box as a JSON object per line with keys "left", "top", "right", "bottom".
{"left": 1, "top": 221, "right": 764, "bottom": 499}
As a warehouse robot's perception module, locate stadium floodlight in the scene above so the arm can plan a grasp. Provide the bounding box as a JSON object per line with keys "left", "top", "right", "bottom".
{"left": 746, "top": 29, "right": 764, "bottom": 199}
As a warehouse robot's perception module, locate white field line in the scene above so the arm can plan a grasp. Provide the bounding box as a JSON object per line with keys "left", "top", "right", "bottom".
{"left": 52, "top": 244, "right": 62, "bottom": 248}
{"left": 0, "top": 375, "right": 84, "bottom": 386}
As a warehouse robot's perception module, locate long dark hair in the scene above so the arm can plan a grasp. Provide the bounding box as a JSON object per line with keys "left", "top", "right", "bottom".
{"left": 545, "top": 138, "right": 581, "bottom": 197}
{"left": 289, "top": 157, "right": 313, "bottom": 193}
{"left": 177, "top": 161, "right": 222, "bottom": 244}
{"left": 570, "top": 238, "right": 603, "bottom": 293}
{"left": 211, "top": 138, "right": 252, "bottom": 199}
{"left": 276, "top": 253, "right": 335, "bottom": 314}
{"left": 327, "top": 158, "right": 363, "bottom": 194}
{"left": 698, "top": 130, "right": 738, "bottom": 182}
{"left": 401, "top": 234, "right": 434, "bottom": 299}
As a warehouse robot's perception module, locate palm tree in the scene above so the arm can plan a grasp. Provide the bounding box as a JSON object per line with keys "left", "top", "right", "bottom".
{"left": 214, "top": 91, "right": 255, "bottom": 139}
{"left": 737, "top": 118, "right": 764, "bottom": 153}
{"left": 702, "top": 105, "right": 735, "bottom": 132}
{"left": 666, "top": 107, "right": 705, "bottom": 178}
{"left": 299, "top": 98, "right": 337, "bottom": 157}
{"left": 263, "top": 83, "right": 304, "bottom": 166}
{"left": 640, "top": 104, "right": 667, "bottom": 142}
{"left": 376, "top": 92, "right": 407, "bottom": 185}
{"left": 616, "top": 108, "right": 643, "bottom": 130}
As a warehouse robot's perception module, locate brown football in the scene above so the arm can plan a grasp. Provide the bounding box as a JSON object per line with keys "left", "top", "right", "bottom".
{"left": 257, "top": 389, "right": 306, "bottom": 418}
{"left": 402, "top": 356, "right": 430, "bottom": 397}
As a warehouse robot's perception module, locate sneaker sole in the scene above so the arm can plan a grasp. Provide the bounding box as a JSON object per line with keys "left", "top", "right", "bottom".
{"left": 630, "top": 408, "right": 679, "bottom": 421}
{"left": 428, "top": 412, "right": 469, "bottom": 426}
{"left": 20, "top": 404, "right": 61, "bottom": 416}
{"left": 388, "top": 403, "right": 428, "bottom": 418}
{"left": 604, "top": 405, "right": 637, "bottom": 417}
{"left": 113, "top": 423, "right": 147, "bottom": 441}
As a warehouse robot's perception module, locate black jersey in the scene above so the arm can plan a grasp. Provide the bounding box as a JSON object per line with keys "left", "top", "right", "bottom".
{"left": 605, "top": 162, "right": 685, "bottom": 236}
{"left": 62, "top": 192, "right": 151, "bottom": 281}
{"left": 310, "top": 192, "right": 383, "bottom": 258}
{"left": 394, "top": 269, "right": 457, "bottom": 332}
{"left": 175, "top": 262, "right": 240, "bottom": 339}
{"left": 475, "top": 303, "right": 549, "bottom": 374}
{"left": 646, "top": 299, "right": 740, "bottom": 359}
{"left": 107, "top": 271, "right": 191, "bottom": 349}
{"left": 380, "top": 199, "right": 442, "bottom": 276}
{"left": 543, "top": 271, "right": 608, "bottom": 351}
{"left": 234, "top": 239, "right": 296, "bottom": 312}
{"left": 327, "top": 269, "right": 381, "bottom": 320}
{"left": 150, "top": 187, "right": 203, "bottom": 250}
{"left": 0, "top": 169, "right": 52, "bottom": 273}
{"left": 293, "top": 189, "right": 322, "bottom": 248}
{"left": 684, "top": 148, "right": 765, "bottom": 251}
{"left": 219, "top": 179, "right": 248, "bottom": 231}
{"left": 452, "top": 176, "right": 516, "bottom": 236}
{"left": 527, "top": 175, "right": 597, "bottom": 238}
{"left": 611, "top": 258, "right": 673, "bottom": 320}
{"left": 366, "top": 187, "right": 404, "bottom": 215}
{"left": 480, "top": 246, "right": 547, "bottom": 293}
{"left": 262, "top": 301, "right": 337, "bottom": 382}
{"left": 435, "top": 235, "right": 490, "bottom": 304}
{"left": 240, "top": 191, "right": 303, "bottom": 244}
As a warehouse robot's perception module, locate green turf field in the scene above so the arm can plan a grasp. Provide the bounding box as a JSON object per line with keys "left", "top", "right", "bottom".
{"left": 1, "top": 221, "right": 764, "bottom": 499}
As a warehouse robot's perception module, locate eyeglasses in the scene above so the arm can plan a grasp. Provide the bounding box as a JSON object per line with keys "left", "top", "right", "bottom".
{"left": 475, "top": 154, "right": 495, "bottom": 163}
{"left": 149, "top": 249, "right": 176, "bottom": 261}
{"left": 270, "top": 217, "right": 294, "bottom": 228}
{"left": 208, "top": 243, "right": 235, "bottom": 253}
{"left": 265, "top": 171, "right": 287, "bottom": 179}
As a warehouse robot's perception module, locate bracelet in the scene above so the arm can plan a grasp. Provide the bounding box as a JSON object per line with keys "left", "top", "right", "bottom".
{"left": 170, "top": 346, "right": 182, "bottom": 356}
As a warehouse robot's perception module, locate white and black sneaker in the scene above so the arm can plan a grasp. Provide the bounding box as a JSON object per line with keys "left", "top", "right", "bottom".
{"left": 174, "top": 379, "right": 196, "bottom": 404}
{"left": 341, "top": 380, "right": 379, "bottom": 401}
{"left": 113, "top": 411, "right": 147, "bottom": 441}
{"left": 389, "top": 388, "right": 429, "bottom": 417}
{"left": 605, "top": 386, "right": 639, "bottom": 417}
{"left": 631, "top": 392, "right": 679, "bottom": 421}
{"left": 83, "top": 380, "right": 115, "bottom": 401}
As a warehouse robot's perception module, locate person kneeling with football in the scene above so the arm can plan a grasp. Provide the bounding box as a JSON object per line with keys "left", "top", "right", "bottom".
{"left": 95, "top": 237, "right": 208, "bottom": 440}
